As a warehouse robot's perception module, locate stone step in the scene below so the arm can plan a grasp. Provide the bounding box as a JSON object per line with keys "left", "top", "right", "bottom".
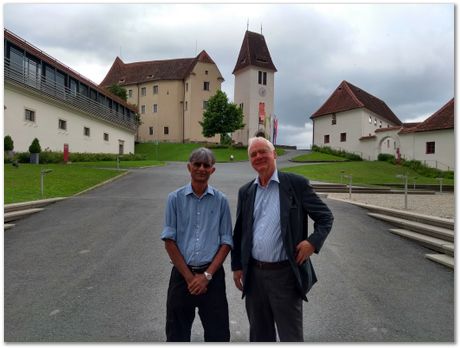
{"left": 4, "top": 197, "right": 65, "bottom": 213}
{"left": 389, "top": 228, "right": 454, "bottom": 256}
{"left": 425, "top": 254, "right": 454, "bottom": 269}
{"left": 4, "top": 223, "right": 15, "bottom": 230}
{"left": 4, "top": 208, "right": 44, "bottom": 222}
{"left": 337, "top": 199, "right": 455, "bottom": 229}
{"left": 368, "top": 213, "right": 454, "bottom": 242}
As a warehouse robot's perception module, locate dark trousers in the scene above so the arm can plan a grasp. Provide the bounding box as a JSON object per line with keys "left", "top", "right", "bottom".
{"left": 245, "top": 264, "right": 304, "bottom": 342}
{"left": 166, "top": 266, "right": 230, "bottom": 342}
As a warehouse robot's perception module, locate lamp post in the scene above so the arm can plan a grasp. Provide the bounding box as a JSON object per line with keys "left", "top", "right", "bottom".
{"left": 343, "top": 174, "right": 352, "bottom": 200}
{"left": 40, "top": 169, "right": 53, "bottom": 198}
{"left": 396, "top": 174, "right": 408, "bottom": 209}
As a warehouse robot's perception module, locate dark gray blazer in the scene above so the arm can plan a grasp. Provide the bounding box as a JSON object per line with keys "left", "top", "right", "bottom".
{"left": 231, "top": 171, "right": 334, "bottom": 301}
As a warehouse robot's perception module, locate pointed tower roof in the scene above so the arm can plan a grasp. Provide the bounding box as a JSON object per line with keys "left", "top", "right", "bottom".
{"left": 232, "top": 30, "right": 277, "bottom": 74}
{"left": 311, "top": 80, "right": 402, "bottom": 125}
{"left": 100, "top": 50, "right": 223, "bottom": 87}
{"left": 399, "top": 98, "right": 454, "bottom": 134}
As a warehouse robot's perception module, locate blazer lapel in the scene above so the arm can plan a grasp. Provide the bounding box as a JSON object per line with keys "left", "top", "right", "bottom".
{"left": 278, "top": 173, "right": 294, "bottom": 240}
{"left": 244, "top": 182, "right": 257, "bottom": 238}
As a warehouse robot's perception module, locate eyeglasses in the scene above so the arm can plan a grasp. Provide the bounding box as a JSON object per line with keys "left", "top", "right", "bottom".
{"left": 191, "top": 162, "right": 212, "bottom": 169}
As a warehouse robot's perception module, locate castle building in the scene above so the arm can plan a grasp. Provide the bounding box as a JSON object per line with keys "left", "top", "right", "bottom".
{"left": 4, "top": 29, "right": 138, "bottom": 154}
{"left": 100, "top": 51, "right": 224, "bottom": 144}
{"left": 232, "top": 30, "right": 277, "bottom": 145}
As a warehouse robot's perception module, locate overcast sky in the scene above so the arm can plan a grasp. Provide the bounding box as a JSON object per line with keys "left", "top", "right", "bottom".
{"left": 3, "top": 3, "right": 454, "bottom": 148}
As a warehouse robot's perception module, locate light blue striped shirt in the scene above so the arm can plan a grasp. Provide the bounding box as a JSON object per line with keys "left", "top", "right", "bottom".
{"left": 252, "top": 170, "right": 287, "bottom": 262}
{"left": 161, "top": 183, "right": 233, "bottom": 266}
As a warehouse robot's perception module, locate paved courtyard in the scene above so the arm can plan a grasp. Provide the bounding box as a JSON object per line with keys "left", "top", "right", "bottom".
{"left": 4, "top": 151, "right": 454, "bottom": 342}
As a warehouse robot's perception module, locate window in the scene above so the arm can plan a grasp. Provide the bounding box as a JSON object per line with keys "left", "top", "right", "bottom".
{"left": 141, "top": 105, "right": 146, "bottom": 114}
{"left": 149, "top": 127, "right": 154, "bottom": 135}
{"left": 153, "top": 104, "right": 158, "bottom": 113}
{"left": 374, "top": 118, "right": 377, "bottom": 126}
{"left": 153, "top": 85, "right": 159, "bottom": 94}
{"left": 205, "top": 70, "right": 208, "bottom": 75}
{"left": 340, "top": 132, "right": 346, "bottom": 142}
{"left": 185, "top": 83, "right": 188, "bottom": 92}
{"left": 185, "top": 101, "right": 188, "bottom": 111}
{"left": 426, "top": 141, "right": 435, "bottom": 154}
{"left": 332, "top": 113, "right": 336, "bottom": 125}
{"left": 25, "top": 109, "right": 35, "bottom": 122}
{"left": 379, "top": 120, "right": 382, "bottom": 128}
{"left": 58, "top": 119, "right": 67, "bottom": 130}
{"left": 258, "top": 71, "right": 267, "bottom": 85}
{"left": 203, "top": 81, "right": 210, "bottom": 91}
{"left": 239, "top": 103, "right": 244, "bottom": 112}
{"left": 84, "top": 127, "right": 90, "bottom": 136}
{"left": 104, "top": 133, "right": 109, "bottom": 141}
{"left": 324, "top": 135, "right": 330, "bottom": 144}
{"left": 128, "top": 89, "right": 133, "bottom": 98}
{"left": 203, "top": 100, "right": 208, "bottom": 109}
{"left": 387, "top": 139, "right": 390, "bottom": 148}
{"left": 141, "top": 87, "right": 146, "bottom": 96}
{"left": 164, "top": 126, "right": 169, "bottom": 135}
{"left": 369, "top": 116, "right": 372, "bottom": 124}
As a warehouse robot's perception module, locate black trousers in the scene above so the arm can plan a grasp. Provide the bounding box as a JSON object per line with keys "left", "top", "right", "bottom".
{"left": 245, "top": 264, "right": 304, "bottom": 342}
{"left": 165, "top": 266, "right": 230, "bottom": 342}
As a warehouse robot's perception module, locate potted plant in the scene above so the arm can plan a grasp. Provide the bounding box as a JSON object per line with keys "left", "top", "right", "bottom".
{"left": 29, "top": 138, "right": 42, "bottom": 164}
{"left": 4, "top": 135, "right": 14, "bottom": 161}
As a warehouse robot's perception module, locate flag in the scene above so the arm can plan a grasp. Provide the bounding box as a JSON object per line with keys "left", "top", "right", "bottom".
{"left": 273, "top": 116, "right": 278, "bottom": 145}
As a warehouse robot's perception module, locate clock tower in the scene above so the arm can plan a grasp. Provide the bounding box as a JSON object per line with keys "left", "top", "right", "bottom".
{"left": 232, "top": 30, "right": 277, "bottom": 145}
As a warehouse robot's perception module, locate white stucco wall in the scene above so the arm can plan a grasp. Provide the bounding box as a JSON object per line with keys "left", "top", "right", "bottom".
{"left": 5, "top": 85, "right": 135, "bottom": 154}
{"left": 399, "top": 129, "right": 454, "bottom": 171}
{"left": 233, "top": 67, "right": 274, "bottom": 145}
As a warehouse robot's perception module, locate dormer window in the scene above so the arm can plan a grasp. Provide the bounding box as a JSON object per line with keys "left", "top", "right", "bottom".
{"left": 119, "top": 79, "right": 125, "bottom": 83}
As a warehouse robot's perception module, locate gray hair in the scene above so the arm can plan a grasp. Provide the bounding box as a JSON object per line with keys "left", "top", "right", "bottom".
{"left": 247, "top": 137, "right": 275, "bottom": 154}
{"left": 188, "top": 147, "right": 216, "bottom": 165}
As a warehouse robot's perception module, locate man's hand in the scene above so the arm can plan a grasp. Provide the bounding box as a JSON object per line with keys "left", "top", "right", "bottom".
{"left": 233, "top": 270, "right": 243, "bottom": 291}
{"left": 295, "top": 240, "right": 315, "bottom": 265}
{"left": 187, "top": 274, "right": 208, "bottom": 295}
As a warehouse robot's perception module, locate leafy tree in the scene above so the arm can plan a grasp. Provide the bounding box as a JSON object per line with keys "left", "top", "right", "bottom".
{"left": 107, "top": 84, "right": 128, "bottom": 101}
{"left": 4, "top": 135, "right": 14, "bottom": 151}
{"left": 28, "top": 138, "right": 42, "bottom": 154}
{"left": 200, "top": 90, "right": 244, "bottom": 144}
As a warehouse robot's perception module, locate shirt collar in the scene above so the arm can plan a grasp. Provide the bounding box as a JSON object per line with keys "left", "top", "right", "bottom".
{"left": 254, "top": 169, "right": 279, "bottom": 187}
{"left": 185, "top": 183, "right": 215, "bottom": 197}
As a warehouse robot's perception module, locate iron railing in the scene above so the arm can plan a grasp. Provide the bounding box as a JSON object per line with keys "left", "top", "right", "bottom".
{"left": 4, "top": 57, "right": 138, "bottom": 132}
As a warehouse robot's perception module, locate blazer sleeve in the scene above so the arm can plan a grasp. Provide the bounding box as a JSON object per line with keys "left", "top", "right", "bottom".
{"left": 231, "top": 186, "right": 244, "bottom": 271}
{"left": 300, "top": 177, "right": 334, "bottom": 253}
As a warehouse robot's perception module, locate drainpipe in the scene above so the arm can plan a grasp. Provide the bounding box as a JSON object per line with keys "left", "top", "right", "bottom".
{"left": 182, "top": 79, "right": 186, "bottom": 143}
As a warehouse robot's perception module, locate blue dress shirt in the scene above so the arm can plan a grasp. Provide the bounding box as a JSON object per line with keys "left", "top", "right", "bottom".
{"left": 252, "top": 170, "right": 288, "bottom": 262}
{"left": 161, "top": 183, "right": 233, "bottom": 266}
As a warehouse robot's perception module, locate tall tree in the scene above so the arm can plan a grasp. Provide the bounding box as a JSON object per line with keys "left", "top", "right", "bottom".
{"left": 200, "top": 90, "right": 244, "bottom": 145}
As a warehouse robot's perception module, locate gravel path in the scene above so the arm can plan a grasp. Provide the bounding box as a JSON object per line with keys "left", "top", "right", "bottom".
{"left": 327, "top": 192, "right": 455, "bottom": 219}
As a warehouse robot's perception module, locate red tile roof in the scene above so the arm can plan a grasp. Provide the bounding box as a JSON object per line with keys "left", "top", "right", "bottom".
{"left": 4, "top": 29, "right": 136, "bottom": 112}
{"left": 232, "top": 30, "right": 277, "bottom": 74}
{"left": 399, "top": 98, "right": 454, "bottom": 134}
{"left": 359, "top": 135, "right": 376, "bottom": 140}
{"left": 375, "top": 126, "right": 402, "bottom": 133}
{"left": 311, "top": 80, "right": 402, "bottom": 126}
{"left": 100, "top": 50, "right": 223, "bottom": 87}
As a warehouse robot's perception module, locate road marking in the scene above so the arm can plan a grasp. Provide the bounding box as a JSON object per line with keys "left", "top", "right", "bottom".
{"left": 49, "top": 309, "right": 60, "bottom": 316}
{"left": 79, "top": 249, "right": 90, "bottom": 254}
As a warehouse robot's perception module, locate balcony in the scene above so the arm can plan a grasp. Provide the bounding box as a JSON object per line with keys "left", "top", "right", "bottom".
{"left": 4, "top": 57, "right": 138, "bottom": 132}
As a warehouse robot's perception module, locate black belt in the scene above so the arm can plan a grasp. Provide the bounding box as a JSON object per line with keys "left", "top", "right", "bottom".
{"left": 251, "top": 258, "right": 290, "bottom": 270}
{"left": 188, "top": 263, "right": 211, "bottom": 273}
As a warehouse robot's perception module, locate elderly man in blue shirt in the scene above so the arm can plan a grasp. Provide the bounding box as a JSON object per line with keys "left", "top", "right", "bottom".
{"left": 161, "top": 147, "right": 233, "bottom": 342}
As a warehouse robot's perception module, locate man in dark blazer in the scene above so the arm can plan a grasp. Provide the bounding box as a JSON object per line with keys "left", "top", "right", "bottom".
{"left": 231, "top": 137, "right": 334, "bottom": 342}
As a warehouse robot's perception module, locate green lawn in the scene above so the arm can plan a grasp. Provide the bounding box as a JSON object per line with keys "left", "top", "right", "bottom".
{"left": 282, "top": 161, "right": 454, "bottom": 186}
{"left": 4, "top": 163, "right": 126, "bottom": 204}
{"left": 135, "top": 142, "right": 285, "bottom": 162}
{"left": 291, "top": 152, "right": 347, "bottom": 162}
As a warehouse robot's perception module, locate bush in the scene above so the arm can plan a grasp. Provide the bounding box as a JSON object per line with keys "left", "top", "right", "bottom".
{"left": 28, "top": 138, "right": 42, "bottom": 154}
{"left": 401, "top": 159, "right": 452, "bottom": 179}
{"left": 311, "top": 145, "right": 362, "bottom": 161}
{"left": 378, "top": 153, "right": 396, "bottom": 164}
{"left": 4, "top": 135, "right": 14, "bottom": 151}
{"left": 12, "top": 151, "right": 146, "bottom": 163}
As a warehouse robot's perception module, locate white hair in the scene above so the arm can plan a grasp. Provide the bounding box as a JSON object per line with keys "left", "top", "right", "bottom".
{"left": 247, "top": 137, "right": 275, "bottom": 154}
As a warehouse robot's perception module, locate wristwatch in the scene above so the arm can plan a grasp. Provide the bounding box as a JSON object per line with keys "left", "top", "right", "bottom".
{"left": 204, "top": 271, "right": 213, "bottom": 281}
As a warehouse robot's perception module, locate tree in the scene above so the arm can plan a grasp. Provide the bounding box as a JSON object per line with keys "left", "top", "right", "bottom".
{"left": 29, "top": 138, "right": 42, "bottom": 154}
{"left": 4, "top": 135, "right": 14, "bottom": 151}
{"left": 107, "top": 84, "right": 128, "bottom": 101}
{"left": 200, "top": 90, "right": 244, "bottom": 145}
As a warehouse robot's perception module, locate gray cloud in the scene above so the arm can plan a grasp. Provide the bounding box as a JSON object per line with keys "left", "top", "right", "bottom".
{"left": 4, "top": 3, "right": 454, "bottom": 147}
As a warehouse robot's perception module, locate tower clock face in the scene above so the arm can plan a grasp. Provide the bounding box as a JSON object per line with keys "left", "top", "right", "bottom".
{"left": 258, "top": 87, "right": 266, "bottom": 97}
